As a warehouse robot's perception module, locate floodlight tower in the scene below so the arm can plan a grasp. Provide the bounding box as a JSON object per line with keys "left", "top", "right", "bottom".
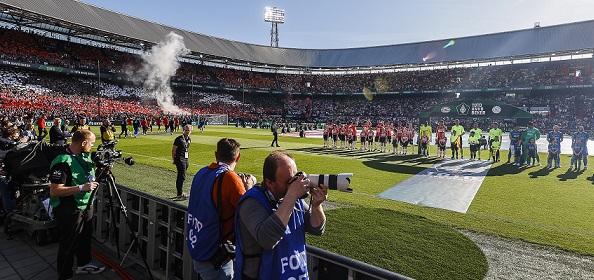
{"left": 264, "top": 7, "right": 284, "bottom": 47}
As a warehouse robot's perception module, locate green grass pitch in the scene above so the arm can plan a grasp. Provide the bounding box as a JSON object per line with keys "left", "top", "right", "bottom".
{"left": 92, "top": 126, "right": 594, "bottom": 279}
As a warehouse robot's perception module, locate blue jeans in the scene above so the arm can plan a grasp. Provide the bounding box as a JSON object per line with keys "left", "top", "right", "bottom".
{"left": 193, "top": 259, "right": 233, "bottom": 280}
{"left": 0, "top": 177, "right": 15, "bottom": 215}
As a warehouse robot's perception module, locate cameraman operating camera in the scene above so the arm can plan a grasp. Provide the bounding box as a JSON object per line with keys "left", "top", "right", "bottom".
{"left": 49, "top": 130, "right": 105, "bottom": 279}
{"left": 234, "top": 150, "right": 327, "bottom": 280}
{"left": 100, "top": 118, "right": 116, "bottom": 144}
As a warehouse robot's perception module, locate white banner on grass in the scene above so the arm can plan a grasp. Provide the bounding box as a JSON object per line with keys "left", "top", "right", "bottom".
{"left": 377, "top": 159, "right": 492, "bottom": 213}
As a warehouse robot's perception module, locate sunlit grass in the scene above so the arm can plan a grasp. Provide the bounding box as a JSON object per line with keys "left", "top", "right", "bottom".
{"left": 89, "top": 125, "right": 594, "bottom": 278}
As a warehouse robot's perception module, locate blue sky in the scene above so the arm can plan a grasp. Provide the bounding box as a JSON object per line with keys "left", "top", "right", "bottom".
{"left": 81, "top": 0, "right": 594, "bottom": 49}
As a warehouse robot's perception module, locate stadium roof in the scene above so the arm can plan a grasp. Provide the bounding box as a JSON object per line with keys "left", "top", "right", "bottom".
{"left": 1, "top": 0, "right": 594, "bottom": 69}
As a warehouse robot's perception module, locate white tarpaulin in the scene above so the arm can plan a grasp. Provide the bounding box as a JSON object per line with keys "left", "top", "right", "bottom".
{"left": 377, "top": 159, "right": 492, "bottom": 213}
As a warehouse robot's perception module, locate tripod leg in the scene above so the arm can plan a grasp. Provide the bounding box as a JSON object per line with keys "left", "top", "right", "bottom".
{"left": 120, "top": 238, "right": 136, "bottom": 267}
{"left": 104, "top": 177, "right": 122, "bottom": 259}
{"left": 105, "top": 173, "right": 155, "bottom": 280}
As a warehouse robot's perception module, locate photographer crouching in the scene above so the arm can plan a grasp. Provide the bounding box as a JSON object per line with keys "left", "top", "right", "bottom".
{"left": 49, "top": 130, "right": 105, "bottom": 279}
{"left": 234, "top": 150, "right": 327, "bottom": 280}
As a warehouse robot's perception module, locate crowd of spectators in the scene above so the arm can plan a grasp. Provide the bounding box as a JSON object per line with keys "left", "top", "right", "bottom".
{"left": 0, "top": 26, "right": 593, "bottom": 132}
{"left": 1, "top": 66, "right": 593, "bottom": 132}
{"left": 2, "top": 26, "right": 593, "bottom": 94}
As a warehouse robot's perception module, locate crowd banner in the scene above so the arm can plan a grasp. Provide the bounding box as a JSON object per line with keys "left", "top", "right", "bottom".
{"left": 419, "top": 99, "right": 532, "bottom": 125}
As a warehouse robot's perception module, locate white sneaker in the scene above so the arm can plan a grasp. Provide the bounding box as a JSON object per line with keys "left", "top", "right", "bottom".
{"left": 76, "top": 261, "right": 105, "bottom": 274}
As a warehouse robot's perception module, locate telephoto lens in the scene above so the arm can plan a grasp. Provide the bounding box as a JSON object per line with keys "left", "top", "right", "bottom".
{"left": 307, "top": 173, "right": 353, "bottom": 192}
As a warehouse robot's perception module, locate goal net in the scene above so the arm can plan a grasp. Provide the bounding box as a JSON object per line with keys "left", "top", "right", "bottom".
{"left": 201, "top": 114, "right": 228, "bottom": 126}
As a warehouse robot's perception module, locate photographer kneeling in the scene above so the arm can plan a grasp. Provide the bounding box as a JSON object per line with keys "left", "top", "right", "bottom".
{"left": 49, "top": 130, "right": 105, "bottom": 279}
{"left": 234, "top": 151, "right": 328, "bottom": 280}
{"left": 186, "top": 138, "right": 256, "bottom": 280}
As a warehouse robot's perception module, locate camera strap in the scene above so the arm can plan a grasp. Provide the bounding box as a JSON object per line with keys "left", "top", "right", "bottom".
{"left": 215, "top": 170, "right": 233, "bottom": 243}
{"left": 66, "top": 147, "right": 92, "bottom": 178}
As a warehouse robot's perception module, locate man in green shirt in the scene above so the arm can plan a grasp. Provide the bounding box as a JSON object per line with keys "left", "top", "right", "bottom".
{"left": 469, "top": 122, "right": 483, "bottom": 160}
{"left": 50, "top": 130, "right": 105, "bottom": 279}
{"left": 451, "top": 119, "right": 465, "bottom": 159}
{"left": 522, "top": 121, "right": 541, "bottom": 165}
{"left": 488, "top": 122, "right": 503, "bottom": 162}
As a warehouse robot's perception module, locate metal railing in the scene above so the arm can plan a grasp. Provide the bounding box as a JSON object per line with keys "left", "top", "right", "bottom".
{"left": 92, "top": 183, "right": 411, "bottom": 280}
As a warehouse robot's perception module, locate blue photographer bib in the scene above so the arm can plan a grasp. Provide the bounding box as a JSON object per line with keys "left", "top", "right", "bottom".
{"left": 186, "top": 165, "right": 228, "bottom": 261}
{"left": 235, "top": 187, "right": 308, "bottom": 280}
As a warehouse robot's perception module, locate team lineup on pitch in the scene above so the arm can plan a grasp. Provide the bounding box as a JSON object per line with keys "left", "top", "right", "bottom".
{"left": 285, "top": 127, "right": 592, "bottom": 214}
{"left": 288, "top": 130, "right": 593, "bottom": 155}
{"left": 2, "top": 2, "right": 594, "bottom": 278}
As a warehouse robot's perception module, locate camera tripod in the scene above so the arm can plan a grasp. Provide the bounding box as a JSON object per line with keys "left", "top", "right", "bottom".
{"left": 93, "top": 164, "right": 155, "bottom": 280}
{"left": 58, "top": 163, "right": 154, "bottom": 279}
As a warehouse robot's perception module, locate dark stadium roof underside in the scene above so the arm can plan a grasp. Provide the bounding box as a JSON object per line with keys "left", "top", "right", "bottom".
{"left": 1, "top": 0, "right": 594, "bottom": 70}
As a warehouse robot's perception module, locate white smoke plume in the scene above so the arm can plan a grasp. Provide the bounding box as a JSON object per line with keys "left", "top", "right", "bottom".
{"left": 140, "top": 32, "right": 189, "bottom": 114}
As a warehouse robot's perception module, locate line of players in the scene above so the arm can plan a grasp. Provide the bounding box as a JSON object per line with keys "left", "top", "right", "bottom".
{"left": 322, "top": 120, "right": 442, "bottom": 156}
{"left": 322, "top": 120, "right": 589, "bottom": 171}
{"left": 500, "top": 123, "right": 589, "bottom": 171}
{"left": 542, "top": 125, "right": 589, "bottom": 171}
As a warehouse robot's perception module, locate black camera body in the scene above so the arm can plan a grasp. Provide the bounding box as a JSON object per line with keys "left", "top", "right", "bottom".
{"left": 210, "top": 240, "right": 235, "bottom": 270}
{"left": 289, "top": 172, "right": 353, "bottom": 199}
{"left": 92, "top": 141, "right": 133, "bottom": 168}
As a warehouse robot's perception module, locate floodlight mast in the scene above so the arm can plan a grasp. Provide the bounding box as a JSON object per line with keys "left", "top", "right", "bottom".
{"left": 264, "top": 7, "right": 284, "bottom": 47}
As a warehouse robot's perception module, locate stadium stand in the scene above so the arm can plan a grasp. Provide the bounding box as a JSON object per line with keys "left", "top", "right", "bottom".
{"left": 0, "top": 22, "right": 593, "bottom": 132}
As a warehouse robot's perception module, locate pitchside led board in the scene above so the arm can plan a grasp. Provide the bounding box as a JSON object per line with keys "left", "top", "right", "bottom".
{"left": 418, "top": 99, "right": 532, "bottom": 126}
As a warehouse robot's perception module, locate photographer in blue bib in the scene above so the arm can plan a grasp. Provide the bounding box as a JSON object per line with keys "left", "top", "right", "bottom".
{"left": 234, "top": 151, "right": 328, "bottom": 280}
{"left": 186, "top": 138, "right": 256, "bottom": 280}
{"left": 49, "top": 129, "right": 105, "bottom": 279}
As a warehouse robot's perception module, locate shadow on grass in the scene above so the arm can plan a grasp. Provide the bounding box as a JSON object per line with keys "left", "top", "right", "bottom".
{"left": 291, "top": 147, "right": 501, "bottom": 175}
{"left": 528, "top": 167, "right": 552, "bottom": 178}
{"left": 362, "top": 159, "right": 428, "bottom": 175}
{"left": 291, "top": 147, "right": 432, "bottom": 160}
{"left": 486, "top": 163, "right": 527, "bottom": 176}
{"left": 290, "top": 147, "right": 440, "bottom": 174}
{"left": 241, "top": 146, "right": 283, "bottom": 150}
{"left": 557, "top": 169, "right": 585, "bottom": 181}
{"left": 587, "top": 174, "right": 594, "bottom": 185}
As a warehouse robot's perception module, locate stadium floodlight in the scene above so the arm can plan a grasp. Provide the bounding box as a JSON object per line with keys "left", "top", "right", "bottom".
{"left": 264, "top": 7, "right": 284, "bottom": 47}
{"left": 264, "top": 7, "right": 285, "bottom": 23}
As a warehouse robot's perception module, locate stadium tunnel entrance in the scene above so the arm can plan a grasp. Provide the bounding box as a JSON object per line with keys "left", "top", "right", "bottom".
{"left": 419, "top": 99, "right": 532, "bottom": 126}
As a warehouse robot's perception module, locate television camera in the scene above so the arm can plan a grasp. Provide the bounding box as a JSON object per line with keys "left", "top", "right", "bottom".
{"left": 0, "top": 141, "right": 67, "bottom": 245}
{"left": 92, "top": 141, "right": 134, "bottom": 168}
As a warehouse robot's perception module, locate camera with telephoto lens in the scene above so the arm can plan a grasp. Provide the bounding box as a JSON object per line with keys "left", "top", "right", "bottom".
{"left": 210, "top": 240, "right": 235, "bottom": 270}
{"left": 289, "top": 172, "right": 353, "bottom": 198}
{"left": 91, "top": 141, "right": 134, "bottom": 168}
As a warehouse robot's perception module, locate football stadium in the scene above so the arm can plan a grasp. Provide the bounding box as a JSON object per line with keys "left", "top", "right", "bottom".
{"left": 0, "top": 1, "right": 593, "bottom": 279}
